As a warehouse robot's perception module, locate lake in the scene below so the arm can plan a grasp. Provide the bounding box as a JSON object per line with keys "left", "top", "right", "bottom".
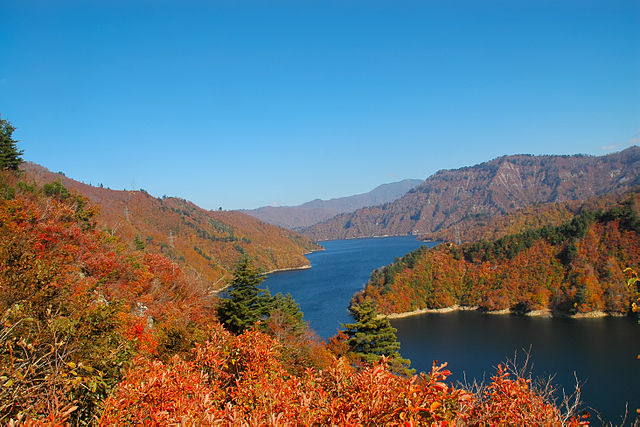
{"left": 262, "top": 236, "right": 640, "bottom": 423}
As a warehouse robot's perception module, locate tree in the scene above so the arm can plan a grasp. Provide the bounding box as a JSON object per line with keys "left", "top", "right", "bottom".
{"left": 342, "top": 300, "right": 412, "bottom": 375}
{"left": 0, "top": 116, "right": 24, "bottom": 171}
{"left": 217, "top": 258, "right": 272, "bottom": 334}
{"left": 266, "top": 292, "right": 307, "bottom": 339}
{"left": 134, "top": 235, "right": 146, "bottom": 251}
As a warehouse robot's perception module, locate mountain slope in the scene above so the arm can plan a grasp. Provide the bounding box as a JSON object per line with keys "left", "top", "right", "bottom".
{"left": 303, "top": 147, "right": 640, "bottom": 241}
{"left": 21, "top": 163, "right": 321, "bottom": 287}
{"left": 243, "top": 179, "right": 422, "bottom": 230}
{"left": 426, "top": 189, "right": 639, "bottom": 244}
{"left": 356, "top": 194, "right": 640, "bottom": 316}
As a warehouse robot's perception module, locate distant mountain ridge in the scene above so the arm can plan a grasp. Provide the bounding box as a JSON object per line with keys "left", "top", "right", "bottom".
{"left": 242, "top": 179, "right": 422, "bottom": 230}
{"left": 21, "top": 163, "right": 321, "bottom": 287}
{"left": 302, "top": 146, "right": 640, "bottom": 241}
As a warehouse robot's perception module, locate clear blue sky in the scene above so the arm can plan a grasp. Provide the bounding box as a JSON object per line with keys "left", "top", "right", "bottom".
{"left": 2, "top": 1, "right": 639, "bottom": 210}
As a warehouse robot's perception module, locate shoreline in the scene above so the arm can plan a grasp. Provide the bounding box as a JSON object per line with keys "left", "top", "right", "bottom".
{"left": 383, "top": 304, "right": 479, "bottom": 319}
{"left": 213, "top": 263, "right": 312, "bottom": 294}
{"left": 382, "top": 305, "right": 629, "bottom": 320}
{"left": 264, "top": 264, "right": 311, "bottom": 275}
{"left": 317, "top": 234, "right": 427, "bottom": 243}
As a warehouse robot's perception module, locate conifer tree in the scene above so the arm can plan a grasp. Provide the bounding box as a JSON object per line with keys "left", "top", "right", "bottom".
{"left": 342, "top": 300, "right": 412, "bottom": 374}
{"left": 0, "top": 116, "right": 24, "bottom": 171}
{"left": 269, "top": 292, "right": 307, "bottom": 338}
{"left": 218, "top": 257, "right": 272, "bottom": 334}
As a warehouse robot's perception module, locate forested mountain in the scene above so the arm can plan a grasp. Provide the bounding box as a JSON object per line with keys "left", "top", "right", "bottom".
{"left": 21, "top": 163, "right": 321, "bottom": 288}
{"left": 356, "top": 194, "right": 640, "bottom": 316}
{"left": 303, "top": 147, "right": 640, "bottom": 241}
{"left": 243, "top": 179, "right": 422, "bottom": 230}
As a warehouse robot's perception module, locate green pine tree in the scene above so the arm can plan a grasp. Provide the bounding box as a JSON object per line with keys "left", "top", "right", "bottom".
{"left": 269, "top": 292, "right": 307, "bottom": 338}
{"left": 0, "top": 116, "right": 24, "bottom": 171}
{"left": 134, "top": 235, "right": 146, "bottom": 251}
{"left": 217, "top": 258, "right": 272, "bottom": 334}
{"left": 343, "top": 300, "right": 413, "bottom": 375}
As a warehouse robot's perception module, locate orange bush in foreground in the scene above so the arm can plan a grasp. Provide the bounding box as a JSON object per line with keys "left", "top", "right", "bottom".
{"left": 100, "top": 323, "right": 587, "bottom": 426}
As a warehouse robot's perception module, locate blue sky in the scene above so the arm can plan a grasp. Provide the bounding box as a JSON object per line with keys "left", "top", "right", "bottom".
{"left": 2, "top": 1, "right": 639, "bottom": 210}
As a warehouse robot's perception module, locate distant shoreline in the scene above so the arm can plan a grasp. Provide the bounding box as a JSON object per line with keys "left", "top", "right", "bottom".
{"left": 317, "top": 234, "right": 434, "bottom": 243}
{"left": 264, "top": 264, "right": 311, "bottom": 275}
{"left": 303, "top": 247, "right": 325, "bottom": 255}
{"left": 382, "top": 304, "right": 628, "bottom": 320}
{"left": 213, "top": 263, "right": 312, "bottom": 294}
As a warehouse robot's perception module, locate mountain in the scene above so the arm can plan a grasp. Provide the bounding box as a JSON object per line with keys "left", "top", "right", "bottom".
{"left": 21, "top": 163, "right": 322, "bottom": 287}
{"left": 303, "top": 147, "right": 640, "bottom": 241}
{"left": 356, "top": 193, "right": 640, "bottom": 316}
{"left": 242, "top": 179, "right": 422, "bottom": 230}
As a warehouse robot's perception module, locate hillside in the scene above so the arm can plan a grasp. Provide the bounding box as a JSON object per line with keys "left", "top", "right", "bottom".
{"left": 21, "top": 163, "right": 321, "bottom": 287}
{"left": 303, "top": 147, "right": 640, "bottom": 241}
{"left": 243, "top": 179, "right": 422, "bottom": 230}
{"left": 0, "top": 169, "right": 221, "bottom": 423}
{"left": 425, "top": 189, "right": 639, "bottom": 244}
{"left": 356, "top": 194, "right": 640, "bottom": 316}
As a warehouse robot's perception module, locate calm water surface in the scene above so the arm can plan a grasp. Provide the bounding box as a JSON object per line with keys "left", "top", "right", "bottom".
{"left": 393, "top": 311, "right": 640, "bottom": 423}
{"left": 263, "top": 236, "right": 640, "bottom": 423}
{"left": 263, "top": 236, "right": 426, "bottom": 338}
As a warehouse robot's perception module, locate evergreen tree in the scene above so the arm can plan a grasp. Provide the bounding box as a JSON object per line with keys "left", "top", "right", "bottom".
{"left": 268, "top": 292, "right": 307, "bottom": 338}
{"left": 134, "top": 235, "right": 146, "bottom": 251}
{"left": 218, "top": 258, "right": 272, "bottom": 334}
{"left": 0, "top": 116, "right": 24, "bottom": 171}
{"left": 342, "top": 300, "right": 412, "bottom": 375}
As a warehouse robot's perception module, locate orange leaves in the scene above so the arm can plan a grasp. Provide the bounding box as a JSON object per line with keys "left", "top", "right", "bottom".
{"left": 471, "top": 364, "right": 565, "bottom": 425}
{"left": 103, "top": 327, "right": 580, "bottom": 425}
{"left": 99, "top": 356, "right": 222, "bottom": 426}
{"left": 102, "top": 328, "right": 484, "bottom": 426}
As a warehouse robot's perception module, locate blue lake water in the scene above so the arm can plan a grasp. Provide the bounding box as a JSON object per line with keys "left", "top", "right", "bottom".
{"left": 263, "top": 236, "right": 427, "bottom": 338}
{"left": 262, "top": 236, "right": 640, "bottom": 423}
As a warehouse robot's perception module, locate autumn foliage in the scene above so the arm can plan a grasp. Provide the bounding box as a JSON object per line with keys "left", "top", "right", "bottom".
{"left": 0, "top": 172, "right": 215, "bottom": 424}
{"left": 101, "top": 322, "right": 587, "bottom": 426}
{"left": 359, "top": 195, "right": 640, "bottom": 315}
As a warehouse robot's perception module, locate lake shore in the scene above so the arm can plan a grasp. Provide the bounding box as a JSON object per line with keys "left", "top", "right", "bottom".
{"left": 265, "top": 264, "right": 311, "bottom": 275}
{"left": 383, "top": 305, "right": 628, "bottom": 320}
{"left": 214, "top": 263, "right": 312, "bottom": 293}
{"left": 383, "top": 304, "right": 478, "bottom": 319}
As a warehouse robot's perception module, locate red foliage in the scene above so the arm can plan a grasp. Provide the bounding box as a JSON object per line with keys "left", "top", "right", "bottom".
{"left": 101, "top": 324, "right": 587, "bottom": 426}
